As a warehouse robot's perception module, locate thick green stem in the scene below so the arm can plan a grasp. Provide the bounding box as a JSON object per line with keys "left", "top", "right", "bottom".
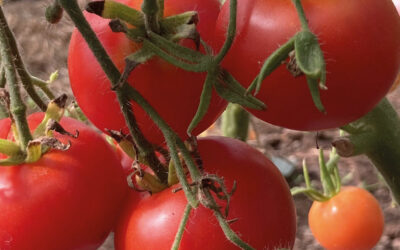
{"left": 0, "top": 7, "right": 32, "bottom": 150}
{"left": 221, "top": 103, "right": 249, "bottom": 141}
{"left": 338, "top": 98, "right": 400, "bottom": 204}
{"left": 0, "top": 8, "right": 47, "bottom": 111}
{"left": 58, "top": 0, "right": 167, "bottom": 183}
{"left": 142, "top": 0, "right": 160, "bottom": 33}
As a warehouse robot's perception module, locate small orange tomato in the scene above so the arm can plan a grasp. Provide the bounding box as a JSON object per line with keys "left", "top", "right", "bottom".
{"left": 308, "top": 186, "right": 384, "bottom": 250}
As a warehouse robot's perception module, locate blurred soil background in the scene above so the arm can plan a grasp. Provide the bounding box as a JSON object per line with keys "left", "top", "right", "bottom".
{"left": 4, "top": 0, "right": 400, "bottom": 249}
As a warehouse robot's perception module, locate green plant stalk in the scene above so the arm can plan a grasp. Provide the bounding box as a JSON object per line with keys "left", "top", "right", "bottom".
{"left": 30, "top": 76, "right": 55, "bottom": 100}
{"left": 0, "top": 9, "right": 47, "bottom": 111}
{"left": 58, "top": 0, "right": 167, "bottom": 183}
{"left": 339, "top": 98, "right": 400, "bottom": 204}
{"left": 292, "top": 0, "right": 309, "bottom": 31}
{"left": 171, "top": 204, "right": 192, "bottom": 250}
{"left": 203, "top": 188, "right": 254, "bottom": 250}
{"left": 142, "top": 0, "right": 160, "bottom": 33}
{"left": 125, "top": 85, "right": 200, "bottom": 207}
{"left": 221, "top": 103, "right": 249, "bottom": 141}
{"left": 0, "top": 7, "right": 32, "bottom": 149}
{"left": 214, "top": 0, "right": 237, "bottom": 64}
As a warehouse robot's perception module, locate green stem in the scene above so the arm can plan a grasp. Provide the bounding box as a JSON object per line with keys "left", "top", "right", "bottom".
{"left": 142, "top": 0, "right": 160, "bottom": 34}
{"left": 171, "top": 204, "right": 192, "bottom": 250}
{"left": 0, "top": 7, "right": 32, "bottom": 150}
{"left": 292, "top": 0, "right": 309, "bottom": 31}
{"left": 58, "top": 0, "right": 167, "bottom": 183}
{"left": 125, "top": 85, "right": 202, "bottom": 201}
{"left": 338, "top": 98, "right": 400, "bottom": 204}
{"left": 214, "top": 0, "right": 237, "bottom": 64}
{"left": 203, "top": 188, "right": 254, "bottom": 249}
{"left": 30, "top": 76, "right": 55, "bottom": 100}
{"left": 221, "top": 103, "right": 249, "bottom": 141}
{"left": 0, "top": 9, "right": 47, "bottom": 111}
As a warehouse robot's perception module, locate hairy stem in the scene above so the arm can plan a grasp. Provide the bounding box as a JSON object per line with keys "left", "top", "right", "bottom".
{"left": 0, "top": 8, "right": 47, "bottom": 111}
{"left": 0, "top": 7, "right": 32, "bottom": 149}
{"left": 58, "top": 0, "right": 167, "bottom": 183}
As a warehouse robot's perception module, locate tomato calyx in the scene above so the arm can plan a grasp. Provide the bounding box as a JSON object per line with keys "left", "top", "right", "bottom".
{"left": 246, "top": 0, "right": 327, "bottom": 113}
{"left": 291, "top": 143, "right": 341, "bottom": 202}
{"left": 0, "top": 93, "right": 79, "bottom": 166}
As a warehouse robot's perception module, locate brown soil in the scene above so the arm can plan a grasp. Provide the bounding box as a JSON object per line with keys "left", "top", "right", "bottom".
{"left": 4, "top": 0, "right": 400, "bottom": 249}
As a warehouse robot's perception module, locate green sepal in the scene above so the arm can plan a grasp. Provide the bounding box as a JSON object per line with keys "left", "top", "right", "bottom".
{"left": 248, "top": 37, "right": 295, "bottom": 95}
{"left": 160, "top": 11, "right": 198, "bottom": 34}
{"left": 306, "top": 77, "right": 326, "bottom": 113}
{"left": 167, "top": 159, "right": 179, "bottom": 186}
{"left": 0, "top": 155, "right": 25, "bottom": 166}
{"left": 294, "top": 30, "right": 327, "bottom": 112}
{"left": 187, "top": 69, "right": 216, "bottom": 136}
{"left": 147, "top": 31, "right": 207, "bottom": 63}
{"left": 115, "top": 48, "right": 154, "bottom": 89}
{"left": 0, "top": 138, "right": 22, "bottom": 156}
{"left": 215, "top": 70, "right": 266, "bottom": 110}
{"left": 86, "top": 0, "right": 144, "bottom": 27}
{"left": 33, "top": 95, "right": 67, "bottom": 138}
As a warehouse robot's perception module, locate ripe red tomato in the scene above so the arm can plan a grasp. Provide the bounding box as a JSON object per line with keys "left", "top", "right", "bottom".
{"left": 0, "top": 113, "right": 128, "bottom": 250}
{"left": 215, "top": 0, "right": 400, "bottom": 131}
{"left": 68, "top": 0, "right": 225, "bottom": 146}
{"left": 308, "top": 186, "right": 384, "bottom": 249}
{"left": 114, "top": 136, "right": 296, "bottom": 249}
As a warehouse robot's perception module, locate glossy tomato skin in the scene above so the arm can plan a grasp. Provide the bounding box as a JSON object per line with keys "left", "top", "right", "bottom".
{"left": 0, "top": 113, "right": 128, "bottom": 250}
{"left": 215, "top": 0, "right": 400, "bottom": 131}
{"left": 114, "top": 136, "right": 296, "bottom": 250}
{"left": 309, "top": 187, "right": 384, "bottom": 250}
{"left": 68, "top": 0, "right": 225, "bottom": 146}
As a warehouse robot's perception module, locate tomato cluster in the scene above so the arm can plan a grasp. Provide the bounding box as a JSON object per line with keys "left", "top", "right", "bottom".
{"left": 3, "top": 0, "right": 399, "bottom": 248}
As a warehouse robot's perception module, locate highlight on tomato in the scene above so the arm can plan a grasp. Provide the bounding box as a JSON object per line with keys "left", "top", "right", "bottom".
{"left": 0, "top": 113, "right": 128, "bottom": 250}
{"left": 68, "top": 0, "right": 226, "bottom": 146}
{"left": 215, "top": 0, "right": 400, "bottom": 131}
{"left": 114, "top": 136, "right": 297, "bottom": 250}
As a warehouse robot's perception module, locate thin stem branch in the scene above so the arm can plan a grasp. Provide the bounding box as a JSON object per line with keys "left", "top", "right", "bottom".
{"left": 214, "top": 0, "right": 237, "bottom": 64}
{"left": 0, "top": 8, "right": 47, "bottom": 111}
{"left": 292, "top": 0, "right": 309, "bottom": 30}
{"left": 30, "top": 76, "right": 55, "bottom": 100}
{"left": 171, "top": 204, "right": 192, "bottom": 250}
{"left": 0, "top": 7, "right": 32, "bottom": 149}
{"left": 58, "top": 0, "right": 167, "bottom": 183}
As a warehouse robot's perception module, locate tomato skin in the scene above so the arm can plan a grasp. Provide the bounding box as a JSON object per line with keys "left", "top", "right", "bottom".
{"left": 215, "top": 0, "right": 400, "bottom": 131}
{"left": 114, "top": 136, "right": 296, "bottom": 250}
{"left": 308, "top": 187, "right": 384, "bottom": 250}
{"left": 68, "top": 0, "right": 225, "bottom": 146}
{"left": 0, "top": 113, "right": 128, "bottom": 250}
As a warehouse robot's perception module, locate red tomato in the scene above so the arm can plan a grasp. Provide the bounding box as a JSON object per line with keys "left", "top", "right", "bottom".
{"left": 68, "top": 0, "right": 225, "bottom": 146}
{"left": 215, "top": 0, "right": 400, "bottom": 130}
{"left": 0, "top": 113, "right": 128, "bottom": 250}
{"left": 308, "top": 186, "right": 384, "bottom": 250}
{"left": 114, "top": 136, "right": 296, "bottom": 249}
